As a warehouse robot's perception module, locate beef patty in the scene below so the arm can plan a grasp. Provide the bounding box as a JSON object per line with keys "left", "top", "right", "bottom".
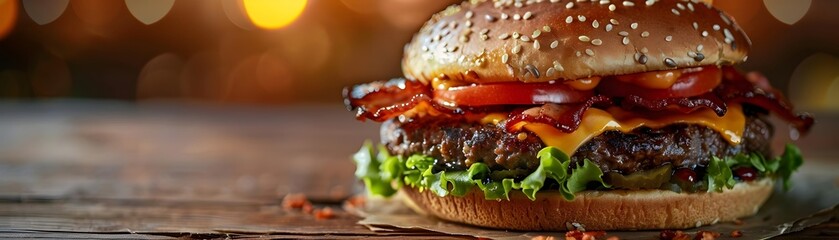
{"left": 381, "top": 112, "right": 773, "bottom": 177}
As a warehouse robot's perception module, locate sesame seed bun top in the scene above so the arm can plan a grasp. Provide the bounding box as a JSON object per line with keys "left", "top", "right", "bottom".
{"left": 402, "top": 0, "right": 750, "bottom": 84}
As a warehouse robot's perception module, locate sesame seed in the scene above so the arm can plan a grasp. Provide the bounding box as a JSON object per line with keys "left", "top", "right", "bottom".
{"left": 623, "top": 1, "right": 635, "bottom": 7}
{"left": 546, "top": 67, "right": 556, "bottom": 77}
{"left": 687, "top": 2, "right": 695, "bottom": 12}
{"left": 523, "top": 11, "right": 533, "bottom": 20}
{"left": 501, "top": 13, "right": 509, "bottom": 20}
{"left": 609, "top": 4, "right": 616, "bottom": 11}
{"left": 672, "top": 9, "right": 680, "bottom": 15}
{"left": 465, "top": 11, "right": 474, "bottom": 19}
{"left": 585, "top": 49, "right": 595, "bottom": 56}
{"left": 605, "top": 24, "right": 613, "bottom": 32}
{"left": 485, "top": 15, "right": 497, "bottom": 22}
{"left": 459, "top": 35, "right": 469, "bottom": 43}
{"left": 622, "top": 37, "right": 630, "bottom": 45}
{"left": 520, "top": 36, "right": 531, "bottom": 42}
{"left": 512, "top": 32, "right": 520, "bottom": 39}
{"left": 724, "top": 28, "right": 734, "bottom": 40}
{"left": 566, "top": 2, "right": 574, "bottom": 8}
{"left": 713, "top": 24, "right": 721, "bottom": 31}
{"left": 480, "top": 28, "right": 490, "bottom": 34}
{"left": 578, "top": 35, "right": 591, "bottom": 42}
{"left": 525, "top": 64, "right": 540, "bottom": 78}
{"left": 553, "top": 60, "right": 564, "bottom": 71}
{"left": 599, "top": 0, "right": 610, "bottom": 5}
{"left": 693, "top": 22, "right": 698, "bottom": 30}
{"left": 513, "top": 14, "right": 521, "bottom": 20}
{"left": 591, "top": 39, "right": 603, "bottom": 45}
{"left": 631, "top": 22, "right": 638, "bottom": 29}
{"left": 610, "top": 19, "right": 619, "bottom": 25}
{"left": 645, "top": 0, "right": 654, "bottom": 6}
{"left": 502, "top": 54, "right": 509, "bottom": 63}
{"left": 506, "top": 64, "right": 514, "bottom": 76}
{"left": 694, "top": 52, "right": 705, "bottom": 62}
{"left": 532, "top": 30, "right": 541, "bottom": 38}
{"left": 665, "top": 35, "right": 673, "bottom": 41}
{"left": 677, "top": 3, "right": 685, "bottom": 10}
{"left": 534, "top": 40, "right": 541, "bottom": 49}
{"left": 576, "top": 51, "right": 582, "bottom": 57}
{"left": 664, "top": 58, "right": 677, "bottom": 67}
{"left": 701, "top": 31, "right": 708, "bottom": 37}
{"left": 619, "top": 31, "right": 629, "bottom": 36}
{"left": 543, "top": 25, "right": 552, "bottom": 32}
{"left": 512, "top": 44, "right": 522, "bottom": 54}
{"left": 498, "top": 33, "right": 510, "bottom": 40}
{"left": 687, "top": 51, "right": 697, "bottom": 57}
{"left": 725, "top": 38, "right": 733, "bottom": 44}
{"left": 641, "top": 31, "right": 650, "bottom": 37}
{"left": 566, "top": 16, "right": 573, "bottom": 23}
{"left": 638, "top": 54, "right": 648, "bottom": 64}
{"left": 465, "top": 20, "right": 473, "bottom": 27}
{"left": 422, "top": 46, "right": 429, "bottom": 52}
{"left": 551, "top": 40, "right": 559, "bottom": 49}
{"left": 550, "top": 0, "right": 560, "bottom": 3}
{"left": 480, "top": 34, "right": 489, "bottom": 41}
{"left": 697, "top": 44, "right": 704, "bottom": 51}
{"left": 578, "top": 15, "right": 586, "bottom": 22}
{"left": 592, "top": 20, "right": 600, "bottom": 28}
{"left": 641, "top": 47, "right": 648, "bottom": 53}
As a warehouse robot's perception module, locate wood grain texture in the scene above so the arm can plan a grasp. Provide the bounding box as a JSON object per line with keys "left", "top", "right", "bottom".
{"left": 0, "top": 101, "right": 835, "bottom": 239}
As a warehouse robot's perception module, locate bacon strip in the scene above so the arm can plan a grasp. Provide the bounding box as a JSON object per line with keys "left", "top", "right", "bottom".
{"left": 504, "top": 95, "right": 612, "bottom": 133}
{"left": 621, "top": 93, "right": 727, "bottom": 116}
{"left": 344, "top": 68, "right": 813, "bottom": 134}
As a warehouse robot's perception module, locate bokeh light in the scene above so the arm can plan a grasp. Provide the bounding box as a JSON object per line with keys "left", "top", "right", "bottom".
{"left": 125, "top": 0, "right": 175, "bottom": 25}
{"left": 243, "top": 0, "right": 307, "bottom": 30}
{"left": 222, "top": 0, "right": 255, "bottom": 30}
{"left": 71, "top": 0, "right": 122, "bottom": 34}
{"left": 788, "top": 53, "right": 839, "bottom": 111}
{"left": 763, "top": 0, "right": 811, "bottom": 25}
{"left": 136, "top": 53, "right": 184, "bottom": 99}
{"left": 0, "top": 0, "right": 17, "bottom": 39}
{"left": 378, "top": 0, "right": 438, "bottom": 30}
{"left": 21, "top": 0, "right": 69, "bottom": 25}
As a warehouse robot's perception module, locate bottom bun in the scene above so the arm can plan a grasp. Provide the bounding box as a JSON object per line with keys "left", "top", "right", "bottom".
{"left": 401, "top": 179, "right": 773, "bottom": 231}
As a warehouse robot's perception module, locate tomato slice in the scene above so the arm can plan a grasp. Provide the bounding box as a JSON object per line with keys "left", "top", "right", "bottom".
{"left": 597, "top": 66, "right": 722, "bottom": 99}
{"left": 434, "top": 83, "right": 594, "bottom": 107}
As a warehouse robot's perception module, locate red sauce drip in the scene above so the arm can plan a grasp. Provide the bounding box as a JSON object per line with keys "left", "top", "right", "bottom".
{"left": 733, "top": 167, "right": 757, "bottom": 182}
{"left": 673, "top": 168, "right": 697, "bottom": 183}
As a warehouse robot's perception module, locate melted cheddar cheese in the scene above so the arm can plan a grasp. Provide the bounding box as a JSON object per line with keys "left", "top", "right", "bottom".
{"left": 496, "top": 104, "right": 745, "bottom": 155}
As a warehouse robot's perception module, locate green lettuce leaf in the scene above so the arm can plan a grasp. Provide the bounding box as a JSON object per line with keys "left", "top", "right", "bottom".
{"left": 519, "top": 147, "right": 571, "bottom": 200}
{"left": 353, "top": 142, "right": 805, "bottom": 201}
{"left": 776, "top": 144, "right": 803, "bottom": 190}
{"left": 564, "top": 159, "right": 611, "bottom": 200}
{"left": 352, "top": 141, "right": 397, "bottom": 196}
{"left": 706, "top": 156, "right": 736, "bottom": 192}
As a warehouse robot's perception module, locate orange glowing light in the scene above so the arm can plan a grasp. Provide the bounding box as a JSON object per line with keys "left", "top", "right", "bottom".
{"left": 0, "top": 0, "right": 18, "bottom": 39}
{"left": 243, "top": 0, "right": 307, "bottom": 30}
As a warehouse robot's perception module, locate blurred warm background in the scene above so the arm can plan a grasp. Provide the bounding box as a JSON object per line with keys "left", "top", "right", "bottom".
{"left": 0, "top": 0, "right": 836, "bottom": 111}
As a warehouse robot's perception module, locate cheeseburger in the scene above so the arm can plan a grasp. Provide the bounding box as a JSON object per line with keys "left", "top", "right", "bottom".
{"left": 344, "top": 0, "right": 814, "bottom": 230}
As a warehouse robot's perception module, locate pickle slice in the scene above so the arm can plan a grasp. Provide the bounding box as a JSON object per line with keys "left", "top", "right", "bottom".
{"left": 607, "top": 164, "right": 673, "bottom": 190}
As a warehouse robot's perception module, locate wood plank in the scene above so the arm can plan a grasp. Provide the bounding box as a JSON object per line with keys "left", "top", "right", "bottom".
{"left": 0, "top": 101, "right": 835, "bottom": 238}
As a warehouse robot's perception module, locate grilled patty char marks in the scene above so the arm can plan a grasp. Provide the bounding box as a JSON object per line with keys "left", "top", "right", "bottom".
{"left": 381, "top": 112, "right": 772, "bottom": 177}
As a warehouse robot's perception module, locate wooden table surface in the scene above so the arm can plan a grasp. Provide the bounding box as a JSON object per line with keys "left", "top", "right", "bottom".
{"left": 0, "top": 100, "right": 836, "bottom": 239}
